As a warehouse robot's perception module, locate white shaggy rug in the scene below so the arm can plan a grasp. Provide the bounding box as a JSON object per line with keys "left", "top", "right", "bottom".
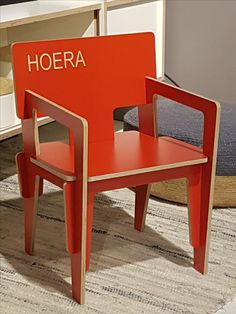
{"left": 0, "top": 135, "right": 235, "bottom": 313}
{"left": 0, "top": 176, "right": 236, "bottom": 313}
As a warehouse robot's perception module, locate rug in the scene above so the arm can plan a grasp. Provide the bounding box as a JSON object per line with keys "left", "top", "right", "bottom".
{"left": 0, "top": 136, "right": 236, "bottom": 314}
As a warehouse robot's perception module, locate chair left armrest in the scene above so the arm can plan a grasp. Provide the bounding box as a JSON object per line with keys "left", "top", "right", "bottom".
{"left": 145, "top": 77, "right": 221, "bottom": 160}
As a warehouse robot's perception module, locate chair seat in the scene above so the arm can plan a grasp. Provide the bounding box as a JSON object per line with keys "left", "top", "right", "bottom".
{"left": 31, "top": 131, "right": 207, "bottom": 182}
{"left": 124, "top": 101, "right": 236, "bottom": 176}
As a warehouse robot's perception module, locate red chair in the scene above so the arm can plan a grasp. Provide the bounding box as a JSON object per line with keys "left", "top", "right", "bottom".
{"left": 12, "top": 33, "right": 220, "bottom": 304}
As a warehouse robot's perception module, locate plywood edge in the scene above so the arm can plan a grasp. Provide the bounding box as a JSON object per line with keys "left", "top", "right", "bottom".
{"left": 30, "top": 154, "right": 207, "bottom": 184}
{"left": 88, "top": 157, "right": 208, "bottom": 182}
{"left": 106, "top": 0, "right": 144, "bottom": 9}
{"left": 26, "top": 90, "right": 88, "bottom": 129}
{"left": 30, "top": 158, "right": 76, "bottom": 182}
{"left": 146, "top": 76, "right": 220, "bottom": 104}
{"left": 202, "top": 100, "right": 221, "bottom": 274}
{"left": 0, "top": 3, "right": 102, "bottom": 29}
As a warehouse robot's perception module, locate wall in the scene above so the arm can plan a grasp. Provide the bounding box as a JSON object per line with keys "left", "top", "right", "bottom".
{"left": 165, "top": 0, "right": 236, "bottom": 103}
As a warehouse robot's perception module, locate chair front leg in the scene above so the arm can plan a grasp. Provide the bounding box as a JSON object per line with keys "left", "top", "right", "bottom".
{"left": 134, "top": 184, "right": 151, "bottom": 231}
{"left": 63, "top": 181, "right": 86, "bottom": 304}
{"left": 188, "top": 164, "right": 214, "bottom": 274}
{"left": 16, "top": 152, "right": 42, "bottom": 254}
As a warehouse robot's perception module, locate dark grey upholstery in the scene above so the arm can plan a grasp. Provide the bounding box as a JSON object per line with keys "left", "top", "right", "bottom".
{"left": 123, "top": 100, "right": 236, "bottom": 176}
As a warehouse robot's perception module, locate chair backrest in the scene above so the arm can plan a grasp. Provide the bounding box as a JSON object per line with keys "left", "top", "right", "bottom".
{"left": 12, "top": 33, "right": 156, "bottom": 142}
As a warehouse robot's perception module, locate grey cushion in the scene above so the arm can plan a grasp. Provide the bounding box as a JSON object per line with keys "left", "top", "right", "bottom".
{"left": 124, "top": 100, "right": 236, "bottom": 176}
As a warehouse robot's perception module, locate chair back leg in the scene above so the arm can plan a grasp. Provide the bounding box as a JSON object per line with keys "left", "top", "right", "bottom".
{"left": 16, "top": 152, "right": 42, "bottom": 254}
{"left": 135, "top": 184, "right": 151, "bottom": 231}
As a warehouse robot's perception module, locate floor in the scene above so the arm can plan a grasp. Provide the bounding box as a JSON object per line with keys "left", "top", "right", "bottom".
{"left": 216, "top": 297, "right": 236, "bottom": 314}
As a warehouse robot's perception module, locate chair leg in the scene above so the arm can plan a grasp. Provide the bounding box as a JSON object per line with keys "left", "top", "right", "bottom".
{"left": 134, "top": 184, "right": 151, "bottom": 231}
{"left": 71, "top": 252, "right": 84, "bottom": 303}
{"left": 23, "top": 177, "right": 40, "bottom": 255}
{"left": 63, "top": 181, "right": 86, "bottom": 304}
{"left": 187, "top": 169, "right": 201, "bottom": 249}
{"left": 188, "top": 165, "right": 214, "bottom": 274}
{"left": 16, "top": 152, "right": 42, "bottom": 255}
{"left": 86, "top": 192, "right": 95, "bottom": 272}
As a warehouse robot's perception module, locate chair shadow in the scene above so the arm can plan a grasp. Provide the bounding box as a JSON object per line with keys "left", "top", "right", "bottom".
{"left": 1, "top": 188, "right": 193, "bottom": 299}
{"left": 90, "top": 192, "right": 192, "bottom": 270}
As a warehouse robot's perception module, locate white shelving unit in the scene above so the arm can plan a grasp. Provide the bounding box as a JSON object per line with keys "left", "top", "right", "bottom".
{"left": 0, "top": 0, "right": 165, "bottom": 141}
{"left": 0, "top": 0, "right": 101, "bottom": 140}
{"left": 0, "top": 115, "right": 54, "bottom": 141}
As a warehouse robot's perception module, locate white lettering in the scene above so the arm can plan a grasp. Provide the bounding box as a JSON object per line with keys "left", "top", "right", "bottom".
{"left": 27, "top": 54, "right": 39, "bottom": 72}
{"left": 75, "top": 50, "right": 86, "bottom": 67}
{"left": 53, "top": 52, "right": 63, "bottom": 70}
{"left": 40, "top": 53, "right": 52, "bottom": 71}
{"left": 27, "top": 50, "right": 86, "bottom": 72}
{"left": 64, "top": 51, "right": 75, "bottom": 68}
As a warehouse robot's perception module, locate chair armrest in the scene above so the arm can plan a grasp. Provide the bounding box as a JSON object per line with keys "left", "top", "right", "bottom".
{"left": 145, "top": 77, "right": 221, "bottom": 160}
{"left": 23, "top": 90, "right": 88, "bottom": 177}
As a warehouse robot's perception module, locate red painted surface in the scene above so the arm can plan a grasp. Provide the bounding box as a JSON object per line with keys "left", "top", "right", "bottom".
{"left": 12, "top": 34, "right": 219, "bottom": 303}
{"left": 12, "top": 33, "right": 156, "bottom": 143}
{"left": 35, "top": 132, "right": 207, "bottom": 180}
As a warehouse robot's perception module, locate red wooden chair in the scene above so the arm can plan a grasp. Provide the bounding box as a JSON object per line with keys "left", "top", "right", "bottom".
{"left": 12, "top": 33, "right": 220, "bottom": 304}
